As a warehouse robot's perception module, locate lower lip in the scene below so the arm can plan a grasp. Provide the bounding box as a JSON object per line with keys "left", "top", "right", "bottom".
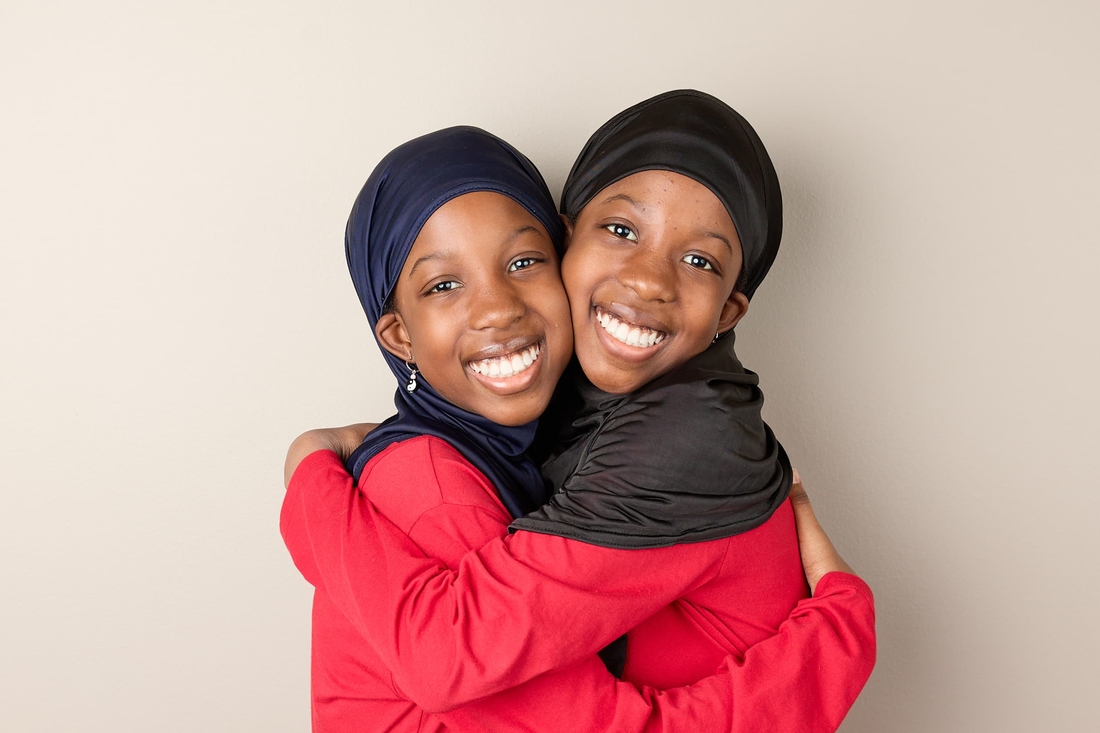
{"left": 467, "top": 344, "right": 545, "bottom": 395}
{"left": 591, "top": 309, "right": 667, "bottom": 364}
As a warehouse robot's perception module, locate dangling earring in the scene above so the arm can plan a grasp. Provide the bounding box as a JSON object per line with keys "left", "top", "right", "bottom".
{"left": 405, "top": 361, "right": 419, "bottom": 393}
{"left": 712, "top": 330, "right": 720, "bottom": 344}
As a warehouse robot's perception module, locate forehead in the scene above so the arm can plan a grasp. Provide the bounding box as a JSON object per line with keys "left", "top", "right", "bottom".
{"left": 401, "top": 191, "right": 550, "bottom": 274}
{"left": 421, "top": 191, "right": 540, "bottom": 239}
{"left": 591, "top": 171, "right": 733, "bottom": 222}
{"left": 586, "top": 170, "right": 741, "bottom": 250}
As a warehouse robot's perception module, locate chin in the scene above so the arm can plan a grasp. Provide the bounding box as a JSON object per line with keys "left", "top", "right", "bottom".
{"left": 480, "top": 398, "right": 549, "bottom": 427}
{"left": 575, "top": 357, "right": 642, "bottom": 395}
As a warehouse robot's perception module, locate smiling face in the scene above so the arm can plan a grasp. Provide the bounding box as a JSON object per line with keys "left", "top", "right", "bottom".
{"left": 375, "top": 191, "right": 573, "bottom": 426}
{"left": 561, "top": 170, "right": 750, "bottom": 394}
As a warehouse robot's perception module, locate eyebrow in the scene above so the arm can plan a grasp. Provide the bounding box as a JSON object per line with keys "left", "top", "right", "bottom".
{"left": 406, "top": 225, "right": 544, "bottom": 277}
{"left": 599, "top": 193, "right": 640, "bottom": 208}
{"left": 408, "top": 250, "right": 454, "bottom": 277}
{"left": 698, "top": 229, "right": 734, "bottom": 258}
{"left": 600, "top": 193, "right": 736, "bottom": 258}
{"left": 508, "top": 224, "right": 540, "bottom": 242}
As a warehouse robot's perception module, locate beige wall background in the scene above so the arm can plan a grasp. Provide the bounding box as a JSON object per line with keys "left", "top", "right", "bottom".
{"left": 3, "top": 1, "right": 1097, "bottom": 730}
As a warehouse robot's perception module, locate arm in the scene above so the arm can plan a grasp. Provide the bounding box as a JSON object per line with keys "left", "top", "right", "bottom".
{"left": 432, "top": 572, "right": 874, "bottom": 733}
{"left": 433, "top": 476, "right": 875, "bottom": 733}
{"left": 283, "top": 449, "right": 874, "bottom": 732}
{"left": 281, "top": 445, "right": 724, "bottom": 708}
{"left": 283, "top": 423, "right": 375, "bottom": 487}
{"left": 282, "top": 446, "right": 875, "bottom": 719}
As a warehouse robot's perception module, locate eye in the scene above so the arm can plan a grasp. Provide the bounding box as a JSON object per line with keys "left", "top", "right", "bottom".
{"left": 604, "top": 223, "right": 638, "bottom": 241}
{"left": 509, "top": 256, "right": 540, "bottom": 272}
{"left": 682, "top": 253, "right": 714, "bottom": 271}
{"left": 427, "top": 279, "right": 461, "bottom": 294}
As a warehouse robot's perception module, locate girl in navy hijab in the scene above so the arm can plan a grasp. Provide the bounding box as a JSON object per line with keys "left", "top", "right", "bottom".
{"left": 283, "top": 113, "right": 874, "bottom": 731}
{"left": 342, "top": 125, "right": 570, "bottom": 520}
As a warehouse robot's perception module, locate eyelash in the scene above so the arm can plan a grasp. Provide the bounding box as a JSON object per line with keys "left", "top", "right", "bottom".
{"left": 682, "top": 254, "right": 715, "bottom": 271}
{"left": 604, "top": 222, "right": 717, "bottom": 272}
{"left": 427, "top": 280, "right": 460, "bottom": 294}
{"left": 510, "top": 257, "right": 540, "bottom": 272}
{"left": 425, "top": 256, "right": 542, "bottom": 295}
{"left": 604, "top": 223, "right": 638, "bottom": 241}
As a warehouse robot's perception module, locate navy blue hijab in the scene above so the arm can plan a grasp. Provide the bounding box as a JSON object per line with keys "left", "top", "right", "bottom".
{"left": 344, "top": 126, "right": 564, "bottom": 519}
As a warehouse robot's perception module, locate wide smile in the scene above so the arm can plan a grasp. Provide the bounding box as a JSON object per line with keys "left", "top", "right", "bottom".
{"left": 595, "top": 306, "right": 667, "bottom": 348}
{"left": 466, "top": 340, "right": 544, "bottom": 394}
{"left": 591, "top": 305, "right": 669, "bottom": 363}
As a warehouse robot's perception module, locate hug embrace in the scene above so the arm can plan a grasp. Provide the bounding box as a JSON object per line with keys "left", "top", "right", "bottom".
{"left": 282, "top": 90, "right": 876, "bottom": 732}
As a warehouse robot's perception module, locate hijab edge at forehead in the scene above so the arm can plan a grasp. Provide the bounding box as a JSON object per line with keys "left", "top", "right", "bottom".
{"left": 343, "top": 125, "right": 561, "bottom": 520}
{"left": 345, "top": 125, "right": 564, "bottom": 333}
{"left": 560, "top": 89, "right": 783, "bottom": 300}
{"left": 368, "top": 181, "right": 563, "bottom": 327}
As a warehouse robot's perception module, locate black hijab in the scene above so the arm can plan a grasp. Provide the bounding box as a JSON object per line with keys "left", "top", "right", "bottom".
{"left": 511, "top": 90, "right": 792, "bottom": 547}
{"left": 561, "top": 88, "right": 782, "bottom": 300}
{"left": 344, "top": 126, "right": 563, "bottom": 519}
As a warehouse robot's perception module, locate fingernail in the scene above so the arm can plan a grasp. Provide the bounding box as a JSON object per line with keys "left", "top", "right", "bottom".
{"left": 792, "top": 468, "right": 801, "bottom": 484}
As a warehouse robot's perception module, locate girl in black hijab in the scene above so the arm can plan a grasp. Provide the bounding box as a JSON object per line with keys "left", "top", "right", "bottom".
{"left": 514, "top": 88, "right": 791, "bottom": 548}
{"left": 284, "top": 94, "right": 875, "bottom": 730}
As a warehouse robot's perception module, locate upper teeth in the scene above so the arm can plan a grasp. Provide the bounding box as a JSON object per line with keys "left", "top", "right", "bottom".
{"left": 469, "top": 343, "right": 541, "bottom": 377}
{"left": 597, "top": 308, "right": 664, "bottom": 348}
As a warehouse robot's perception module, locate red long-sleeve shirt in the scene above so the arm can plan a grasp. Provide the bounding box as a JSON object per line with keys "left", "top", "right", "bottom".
{"left": 282, "top": 439, "right": 875, "bottom": 732}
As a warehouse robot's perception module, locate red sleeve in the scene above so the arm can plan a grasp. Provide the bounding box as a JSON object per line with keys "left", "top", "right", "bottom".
{"left": 432, "top": 574, "right": 874, "bottom": 733}
{"left": 281, "top": 447, "right": 876, "bottom": 730}
{"left": 281, "top": 445, "right": 727, "bottom": 708}
{"left": 433, "top": 572, "right": 871, "bottom": 730}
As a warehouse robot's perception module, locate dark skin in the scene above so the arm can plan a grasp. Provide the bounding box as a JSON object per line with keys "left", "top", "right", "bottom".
{"left": 285, "top": 426, "right": 850, "bottom": 594}
{"left": 374, "top": 191, "right": 573, "bottom": 427}
{"left": 287, "top": 173, "right": 855, "bottom": 593}
{"left": 560, "top": 170, "right": 750, "bottom": 394}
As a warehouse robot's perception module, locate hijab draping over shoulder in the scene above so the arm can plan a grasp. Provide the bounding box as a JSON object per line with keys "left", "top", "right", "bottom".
{"left": 512, "top": 90, "right": 793, "bottom": 548}
{"left": 345, "top": 126, "right": 563, "bottom": 519}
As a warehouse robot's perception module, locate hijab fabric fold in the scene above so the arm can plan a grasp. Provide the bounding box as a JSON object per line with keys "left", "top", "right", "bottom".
{"left": 513, "top": 335, "right": 792, "bottom": 548}
{"left": 344, "top": 126, "right": 563, "bottom": 519}
{"left": 512, "top": 90, "right": 792, "bottom": 547}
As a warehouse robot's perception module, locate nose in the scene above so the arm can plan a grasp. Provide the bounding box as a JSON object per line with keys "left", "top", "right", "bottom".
{"left": 469, "top": 277, "right": 527, "bottom": 331}
{"left": 618, "top": 247, "right": 676, "bottom": 303}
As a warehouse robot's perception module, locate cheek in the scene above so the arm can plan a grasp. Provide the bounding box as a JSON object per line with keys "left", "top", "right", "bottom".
{"left": 561, "top": 242, "right": 602, "bottom": 309}
{"left": 683, "top": 290, "right": 727, "bottom": 343}
{"left": 540, "top": 284, "right": 574, "bottom": 355}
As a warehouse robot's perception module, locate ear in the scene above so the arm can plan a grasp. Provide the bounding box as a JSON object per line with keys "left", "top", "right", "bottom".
{"left": 716, "top": 291, "right": 750, "bottom": 334}
{"left": 559, "top": 214, "right": 574, "bottom": 249}
{"left": 374, "top": 311, "right": 414, "bottom": 362}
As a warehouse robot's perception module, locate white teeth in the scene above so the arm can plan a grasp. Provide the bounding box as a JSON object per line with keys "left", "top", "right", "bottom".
{"left": 469, "top": 344, "right": 541, "bottom": 379}
{"left": 596, "top": 307, "right": 665, "bottom": 349}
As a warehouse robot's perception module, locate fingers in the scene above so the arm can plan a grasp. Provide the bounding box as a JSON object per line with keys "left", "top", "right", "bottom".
{"left": 788, "top": 468, "right": 811, "bottom": 510}
{"left": 788, "top": 468, "right": 854, "bottom": 595}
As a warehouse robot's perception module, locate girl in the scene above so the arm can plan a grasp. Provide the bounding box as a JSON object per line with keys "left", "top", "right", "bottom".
{"left": 284, "top": 112, "right": 873, "bottom": 730}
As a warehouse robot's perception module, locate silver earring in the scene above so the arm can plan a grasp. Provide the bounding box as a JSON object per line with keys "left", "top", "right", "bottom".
{"left": 405, "top": 361, "right": 419, "bottom": 393}
{"left": 712, "top": 331, "right": 720, "bottom": 344}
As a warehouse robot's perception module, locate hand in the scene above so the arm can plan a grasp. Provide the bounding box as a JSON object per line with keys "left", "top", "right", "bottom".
{"left": 789, "top": 469, "right": 855, "bottom": 595}
{"left": 283, "top": 423, "right": 379, "bottom": 488}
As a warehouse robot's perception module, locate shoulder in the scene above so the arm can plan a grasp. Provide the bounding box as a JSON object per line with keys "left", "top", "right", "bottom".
{"left": 359, "top": 435, "right": 507, "bottom": 531}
